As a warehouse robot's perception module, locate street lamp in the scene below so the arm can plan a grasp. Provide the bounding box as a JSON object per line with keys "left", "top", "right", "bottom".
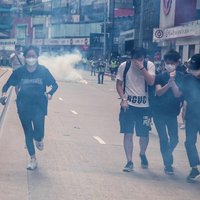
{"left": 138, "top": 0, "right": 144, "bottom": 47}
{"left": 103, "top": 0, "right": 107, "bottom": 59}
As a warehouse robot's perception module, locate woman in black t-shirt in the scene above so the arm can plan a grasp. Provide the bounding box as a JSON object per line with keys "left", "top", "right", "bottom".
{"left": 1, "top": 45, "right": 58, "bottom": 170}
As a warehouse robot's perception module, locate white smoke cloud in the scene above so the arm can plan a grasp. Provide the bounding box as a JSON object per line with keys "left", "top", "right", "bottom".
{"left": 38, "top": 51, "right": 87, "bottom": 84}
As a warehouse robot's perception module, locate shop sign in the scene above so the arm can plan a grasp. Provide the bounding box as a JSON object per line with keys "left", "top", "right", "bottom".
{"left": 153, "top": 25, "right": 200, "bottom": 42}
{"left": 0, "top": 39, "right": 17, "bottom": 51}
{"left": 32, "top": 38, "right": 90, "bottom": 46}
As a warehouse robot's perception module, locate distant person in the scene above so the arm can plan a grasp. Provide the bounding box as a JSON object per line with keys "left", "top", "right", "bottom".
{"left": 153, "top": 50, "right": 183, "bottom": 175}
{"left": 10, "top": 45, "right": 24, "bottom": 70}
{"left": 90, "top": 60, "right": 96, "bottom": 76}
{"left": 0, "top": 45, "right": 58, "bottom": 170}
{"left": 110, "top": 58, "right": 118, "bottom": 81}
{"left": 97, "top": 59, "right": 105, "bottom": 84}
{"left": 116, "top": 47, "right": 155, "bottom": 172}
{"left": 180, "top": 54, "right": 200, "bottom": 182}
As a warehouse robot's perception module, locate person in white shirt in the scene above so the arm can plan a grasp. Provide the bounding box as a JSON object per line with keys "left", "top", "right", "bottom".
{"left": 116, "top": 47, "right": 155, "bottom": 172}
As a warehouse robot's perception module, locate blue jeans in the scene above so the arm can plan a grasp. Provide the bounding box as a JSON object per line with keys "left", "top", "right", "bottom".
{"left": 153, "top": 113, "right": 179, "bottom": 167}
{"left": 19, "top": 113, "right": 45, "bottom": 156}
{"left": 185, "top": 119, "right": 200, "bottom": 167}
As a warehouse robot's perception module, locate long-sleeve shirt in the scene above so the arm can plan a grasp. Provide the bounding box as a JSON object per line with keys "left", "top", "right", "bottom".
{"left": 2, "top": 64, "right": 58, "bottom": 116}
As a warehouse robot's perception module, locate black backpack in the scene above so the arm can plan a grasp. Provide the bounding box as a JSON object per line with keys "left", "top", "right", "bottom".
{"left": 123, "top": 60, "right": 155, "bottom": 111}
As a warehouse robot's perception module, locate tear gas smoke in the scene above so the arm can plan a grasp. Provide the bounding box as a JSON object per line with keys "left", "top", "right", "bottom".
{"left": 39, "top": 51, "right": 88, "bottom": 84}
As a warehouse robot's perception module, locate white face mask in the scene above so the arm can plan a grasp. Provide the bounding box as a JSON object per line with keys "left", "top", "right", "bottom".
{"left": 165, "top": 64, "right": 176, "bottom": 73}
{"left": 26, "top": 58, "right": 37, "bottom": 66}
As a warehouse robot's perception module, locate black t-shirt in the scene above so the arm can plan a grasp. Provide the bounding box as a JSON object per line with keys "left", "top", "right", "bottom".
{"left": 180, "top": 74, "right": 200, "bottom": 121}
{"left": 154, "top": 71, "right": 183, "bottom": 116}
{"left": 2, "top": 65, "right": 58, "bottom": 116}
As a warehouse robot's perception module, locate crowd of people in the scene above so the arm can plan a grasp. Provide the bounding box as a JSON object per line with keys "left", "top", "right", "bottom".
{"left": 116, "top": 47, "right": 200, "bottom": 183}
{"left": 0, "top": 45, "right": 199, "bottom": 184}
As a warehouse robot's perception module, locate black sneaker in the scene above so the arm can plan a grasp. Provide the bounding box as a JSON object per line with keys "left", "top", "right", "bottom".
{"left": 140, "top": 154, "right": 148, "bottom": 169}
{"left": 123, "top": 161, "right": 134, "bottom": 172}
{"left": 187, "top": 168, "right": 200, "bottom": 182}
{"left": 164, "top": 166, "right": 174, "bottom": 175}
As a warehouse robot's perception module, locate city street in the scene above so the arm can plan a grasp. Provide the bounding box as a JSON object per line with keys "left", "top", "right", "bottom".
{"left": 0, "top": 71, "right": 199, "bottom": 200}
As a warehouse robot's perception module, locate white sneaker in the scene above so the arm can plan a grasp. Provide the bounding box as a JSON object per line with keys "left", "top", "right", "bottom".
{"left": 35, "top": 140, "right": 44, "bottom": 151}
{"left": 27, "top": 158, "right": 37, "bottom": 170}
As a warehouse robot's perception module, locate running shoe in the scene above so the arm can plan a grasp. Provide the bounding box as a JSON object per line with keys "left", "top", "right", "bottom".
{"left": 27, "top": 158, "right": 37, "bottom": 170}
{"left": 123, "top": 161, "right": 134, "bottom": 172}
{"left": 164, "top": 166, "right": 174, "bottom": 175}
{"left": 140, "top": 154, "right": 148, "bottom": 169}
{"left": 187, "top": 168, "right": 200, "bottom": 182}
{"left": 35, "top": 140, "right": 44, "bottom": 151}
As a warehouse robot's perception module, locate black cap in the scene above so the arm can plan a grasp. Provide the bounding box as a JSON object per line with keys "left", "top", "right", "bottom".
{"left": 189, "top": 54, "right": 200, "bottom": 70}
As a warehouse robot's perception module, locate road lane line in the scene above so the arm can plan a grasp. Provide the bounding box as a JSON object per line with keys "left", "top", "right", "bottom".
{"left": 93, "top": 136, "right": 106, "bottom": 144}
{"left": 71, "top": 110, "right": 78, "bottom": 115}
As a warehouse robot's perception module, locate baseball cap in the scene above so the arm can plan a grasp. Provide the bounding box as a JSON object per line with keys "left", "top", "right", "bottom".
{"left": 189, "top": 54, "right": 200, "bottom": 70}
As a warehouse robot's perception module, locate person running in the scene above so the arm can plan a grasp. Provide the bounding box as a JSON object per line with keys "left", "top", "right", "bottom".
{"left": 116, "top": 47, "right": 155, "bottom": 172}
{"left": 153, "top": 50, "right": 183, "bottom": 175}
{"left": 180, "top": 54, "right": 200, "bottom": 182}
{"left": 0, "top": 45, "right": 58, "bottom": 170}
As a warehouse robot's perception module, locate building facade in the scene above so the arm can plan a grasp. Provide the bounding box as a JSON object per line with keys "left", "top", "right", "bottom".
{"left": 153, "top": 0, "right": 200, "bottom": 62}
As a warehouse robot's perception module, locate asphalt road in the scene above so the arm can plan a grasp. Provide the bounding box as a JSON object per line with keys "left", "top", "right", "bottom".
{"left": 0, "top": 71, "right": 199, "bottom": 200}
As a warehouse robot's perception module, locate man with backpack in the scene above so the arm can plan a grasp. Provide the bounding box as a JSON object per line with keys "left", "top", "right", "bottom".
{"left": 116, "top": 47, "right": 155, "bottom": 172}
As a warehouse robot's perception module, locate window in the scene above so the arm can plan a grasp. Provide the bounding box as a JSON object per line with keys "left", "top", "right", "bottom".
{"left": 179, "top": 45, "right": 183, "bottom": 61}
{"left": 188, "top": 44, "right": 195, "bottom": 58}
{"left": 34, "top": 25, "right": 45, "bottom": 39}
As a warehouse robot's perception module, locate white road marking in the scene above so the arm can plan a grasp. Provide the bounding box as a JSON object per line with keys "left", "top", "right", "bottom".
{"left": 71, "top": 110, "right": 78, "bottom": 115}
{"left": 59, "top": 97, "right": 64, "bottom": 101}
{"left": 93, "top": 136, "right": 106, "bottom": 144}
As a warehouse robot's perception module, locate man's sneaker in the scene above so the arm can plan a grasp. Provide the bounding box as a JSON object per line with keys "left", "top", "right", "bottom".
{"left": 140, "top": 154, "right": 148, "bottom": 169}
{"left": 35, "top": 140, "right": 44, "bottom": 151}
{"left": 27, "top": 158, "right": 37, "bottom": 170}
{"left": 123, "top": 161, "right": 134, "bottom": 172}
{"left": 187, "top": 168, "right": 200, "bottom": 182}
{"left": 164, "top": 166, "right": 174, "bottom": 175}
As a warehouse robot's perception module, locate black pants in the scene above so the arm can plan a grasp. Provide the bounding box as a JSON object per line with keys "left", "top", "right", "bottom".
{"left": 185, "top": 119, "right": 200, "bottom": 167}
{"left": 19, "top": 113, "right": 45, "bottom": 156}
{"left": 153, "top": 113, "right": 178, "bottom": 167}
{"left": 91, "top": 67, "right": 96, "bottom": 76}
{"left": 98, "top": 72, "right": 104, "bottom": 84}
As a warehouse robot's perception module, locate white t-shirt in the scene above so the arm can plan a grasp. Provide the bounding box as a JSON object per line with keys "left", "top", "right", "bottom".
{"left": 116, "top": 60, "right": 155, "bottom": 107}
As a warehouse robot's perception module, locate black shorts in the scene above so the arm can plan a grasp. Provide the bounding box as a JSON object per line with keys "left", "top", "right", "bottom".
{"left": 119, "top": 106, "right": 150, "bottom": 137}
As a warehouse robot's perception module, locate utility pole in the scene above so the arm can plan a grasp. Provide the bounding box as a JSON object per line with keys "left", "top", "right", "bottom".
{"left": 103, "top": 0, "right": 107, "bottom": 59}
{"left": 138, "top": 0, "right": 144, "bottom": 47}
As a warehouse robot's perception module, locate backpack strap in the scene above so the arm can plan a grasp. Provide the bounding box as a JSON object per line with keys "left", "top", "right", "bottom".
{"left": 144, "top": 60, "right": 148, "bottom": 92}
{"left": 123, "top": 60, "right": 131, "bottom": 94}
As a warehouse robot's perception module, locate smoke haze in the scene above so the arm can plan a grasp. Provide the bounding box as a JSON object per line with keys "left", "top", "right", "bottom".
{"left": 39, "top": 51, "right": 87, "bottom": 84}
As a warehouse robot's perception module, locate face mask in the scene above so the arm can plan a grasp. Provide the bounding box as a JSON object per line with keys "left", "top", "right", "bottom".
{"left": 26, "top": 58, "right": 37, "bottom": 66}
{"left": 188, "top": 69, "right": 200, "bottom": 77}
{"left": 165, "top": 64, "right": 176, "bottom": 72}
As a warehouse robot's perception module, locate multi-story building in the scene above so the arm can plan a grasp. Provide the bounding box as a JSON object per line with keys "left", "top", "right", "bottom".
{"left": 153, "top": 0, "right": 200, "bottom": 61}
{"left": 133, "top": 0, "right": 161, "bottom": 57}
